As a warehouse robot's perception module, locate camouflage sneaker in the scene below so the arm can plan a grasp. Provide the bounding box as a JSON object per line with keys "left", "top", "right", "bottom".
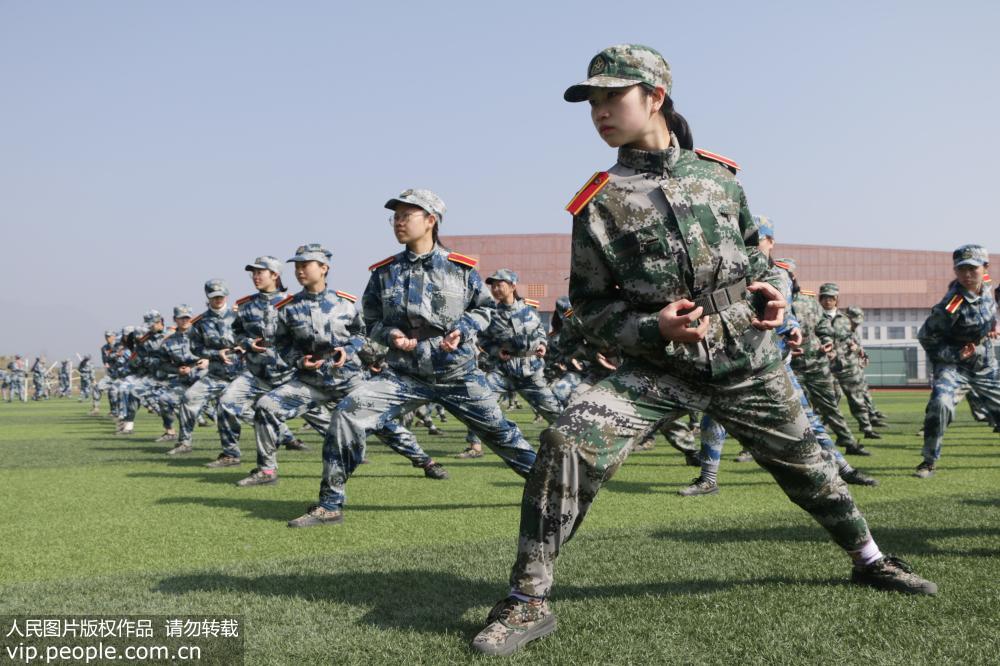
{"left": 236, "top": 468, "right": 278, "bottom": 486}
{"left": 678, "top": 477, "right": 719, "bottom": 496}
{"left": 166, "top": 443, "right": 192, "bottom": 455}
{"left": 456, "top": 447, "right": 484, "bottom": 459}
{"left": 862, "top": 428, "right": 882, "bottom": 440}
{"left": 283, "top": 438, "right": 309, "bottom": 451}
{"left": 206, "top": 454, "right": 241, "bottom": 468}
{"left": 470, "top": 596, "right": 557, "bottom": 656}
{"left": 287, "top": 504, "right": 343, "bottom": 528}
{"left": 423, "top": 461, "right": 449, "bottom": 480}
{"left": 844, "top": 442, "right": 872, "bottom": 456}
{"left": 914, "top": 461, "right": 935, "bottom": 479}
{"left": 155, "top": 432, "right": 177, "bottom": 442}
{"left": 733, "top": 450, "right": 754, "bottom": 463}
{"left": 840, "top": 468, "right": 879, "bottom": 486}
{"left": 851, "top": 555, "right": 937, "bottom": 595}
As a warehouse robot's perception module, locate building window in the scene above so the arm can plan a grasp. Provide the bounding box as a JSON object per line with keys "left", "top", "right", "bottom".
{"left": 872, "top": 309, "right": 881, "bottom": 322}
{"left": 862, "top": 327, "right": 869, "bottom": 340}
{"left": 888, "top": 326, "right": 906, "bottom": 340}
{"left": 523, "top": 284, "right": 547, "bottom": 298}
{"left": 874, "top": 327, "right": 882, "bottom": 340}
{"left": 912, "top": 326, "right": 919, "bottom": 339}
{"left": 886, "top": 310, "right": 894, "bottom": 322}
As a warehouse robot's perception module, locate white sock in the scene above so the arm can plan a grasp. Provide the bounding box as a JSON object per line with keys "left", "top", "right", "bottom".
{"left": 850, "top": 539, "right": 883, "bottom": 567}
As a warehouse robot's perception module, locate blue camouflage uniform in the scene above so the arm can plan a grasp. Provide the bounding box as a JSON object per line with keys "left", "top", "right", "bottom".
{"left": 918, "top": 244, "right": 1000, "bottom": 468}
{"left": 78, "top": 355, "right": 95, "bottom": 402}
{"left": 315, "top": 190, "right": 536, "bottom": 516}
{"left": 58, "top": 360, "right": 72, "bottom": 397}
{"left": 157, "top": 306, "right": 203, "bottom": 431}
{"left": 31, "top": 358, "right": 49, "bottom": 400}
{"left": 122, "top": 312, "right": 171, "bottom": 428}
{"left": 6, "top": 357, "right": 28, "bottom": 402}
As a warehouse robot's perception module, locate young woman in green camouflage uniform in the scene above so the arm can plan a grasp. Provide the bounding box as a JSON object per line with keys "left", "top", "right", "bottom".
{"left": 471, "top": 44, "right": 936, "bottom": 656}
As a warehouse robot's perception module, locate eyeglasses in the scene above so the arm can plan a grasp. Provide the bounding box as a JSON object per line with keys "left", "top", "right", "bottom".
{"left": 388, "top": 211, "right": 428, "bottom": 226}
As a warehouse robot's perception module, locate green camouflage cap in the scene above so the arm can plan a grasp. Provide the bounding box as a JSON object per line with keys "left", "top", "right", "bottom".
{"left": 287, "top": 244, "right": 332, "bottom": 265}
{"left": 173, "top": 304, "right": 193, "bottom": 319}
{"left": 819, "top": 282, "right": 840, "bottom": 297}
{"left": 953, "top": 244, "right": 988, "bottom": 267}
{"left": 385, "top": 188, "right": 446, "bottom": 224}
{"left": 564, "top": 44, "right": 672, "bottom": 103}
{"left": 204, "top": 279, "right": 229, "bottom": 298}
{"left": 485, "top": 268, "right": 519, "bottom": 285}
{"left": 846, "top": 306, "right": 864, "bottom": 322}
{"left": 245, "top": 255, "right": 283, "bottom": 274}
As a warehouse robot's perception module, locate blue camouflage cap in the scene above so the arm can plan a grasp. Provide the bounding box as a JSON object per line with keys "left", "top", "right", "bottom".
{"left": 755, "top": 215, "right": 775, "bottom": 239}
{"left": 245, "top": 255, "right": 283, "bottom": 273}
{"left": 485, "top": 268, "right": 519, "bottom": 284}
{"left": 953, "top": 244, "right": 988, "bottom": 267}
{"left": 565, "top": 44, "right": 672, "bottom": 103}
{"left": 173, "top": 304, "right": 193, "bottom": 319}
{"left": 122, "top": 326, "right": 135, "bottom": 335}
{"left": 104, "top": 329, "right": 116, "bottom": 338}
{"left": 204, "top": 279, "right": 229, "bottom": 298}
{"left": 385, "top": 188, "right": 446, "bottom": 224}
{"left": 143, "top": 309, "right": 163, "bottom": 324}
{"left": 819, "top": 282, "right": 840, "bottom": 297}
{"left": 287, "top": 243, "right": 332, "bottom": 265}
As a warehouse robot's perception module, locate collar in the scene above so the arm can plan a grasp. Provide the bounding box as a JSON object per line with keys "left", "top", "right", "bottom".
{"left": 405, "top": 244, "right": 440, "bottom": 264}
{"left": 617, "top": 133, "right": 681, "bottom": 175}
{"left": 823, "top": 308, "right": 838, "bottom": 318}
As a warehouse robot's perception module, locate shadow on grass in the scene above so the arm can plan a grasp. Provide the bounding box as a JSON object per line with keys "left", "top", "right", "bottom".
{"left": 962, "top": 498, "right": 1000, "bottom": 508}
{"left": 154, "top": 569, "right": 831, "bottom": 636}
{"left": 154, "top": 496, "right": 518, "bottom": 520}
{"left": 651, "top": 524, "right": 1000, "bottom": 557}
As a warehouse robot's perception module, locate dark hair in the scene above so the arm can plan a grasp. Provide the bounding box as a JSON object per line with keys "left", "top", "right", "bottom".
{"left": 640, "top": 86, "right": 693, "bottom": 150}
{"left": 275, "top": 275, "right": 287, "bottom": 293}
{"left": 431, "top": 216, "right": 450, "bottom": 251}
{"left": 791, "top": 276, "right": 800, "bottom": 295}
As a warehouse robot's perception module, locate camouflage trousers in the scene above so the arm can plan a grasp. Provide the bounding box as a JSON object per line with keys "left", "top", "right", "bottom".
{"left": 157, "top": 378, "right": 196, "bottom": 430}
{"left": 509, "top": 360, "right": 871, "bottom": 598}
{"left": 699, "top": 363, "right": 847, "bottom": 468}
{"left": 549, "top": 371, "right": 583, "bottom": 409}
{"left": 254, "top": 377, "right": 424, "bottom": 473}
{"left": 79, "top": 375, "right": 92, "bottom": 401}
{"left": 178, "top": 375, "right": 230, "bottom": 446}
{"left": 487, "top": 369, "right": 563, "bottom": 424}
{"left": 320, "top": 369, "right": 537, "bottom": 510}
{"left": 8, "top": 376, "right": 27, "bottom": 402}
{"left": 58, "top": 374, "right": 71, "bottom": 397}
{"left": 796, "top": 361, "right": 857, "bottom": 444}
{"left": 834, "top": 367, "right": 872, "bottom": 431}
{"left": 124, "top": 376, "right": 170, "bottom": 428}
{"left": 93, "top": 376, "right": 119, "bottom": 413}
{"left": 922, "top": 362, "right": 1000, "bottom": 463}
{"left": 218, "top": 372, "right": 308, "bottom": 460}
{"left": 32, "top": 375, "right": 49, "bottom": 400}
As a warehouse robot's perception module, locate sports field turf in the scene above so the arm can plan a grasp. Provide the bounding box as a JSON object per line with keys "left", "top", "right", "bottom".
{"left": 1, "top": 392, "right": 998, "bottom": 665}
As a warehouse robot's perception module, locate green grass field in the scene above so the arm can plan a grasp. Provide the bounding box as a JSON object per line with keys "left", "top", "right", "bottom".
{"left": 1, "top": 392, "right": 999, "bottom": 665}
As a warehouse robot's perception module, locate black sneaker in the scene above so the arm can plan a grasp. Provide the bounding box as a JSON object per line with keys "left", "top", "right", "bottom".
{"left": 914, "top": 461, "right": 935, "bottom": 479}
{"left": 862, "top": 429, "right": 882, "bottom": 440}
{"left": 470, "top": 596, "right": 557, "bottom": 656}
{"left": 840, "top": 468, "right": 878, "bottom": 486}
{"left": 284, "top": 439, "right": 309, "bottom": 451}
{"left": 206, "top": 454, "right": 241, "bottom": 468}
{"left": 236, "top": 468, "right": 278, "bottom": 487}
{"left": 287, "top": 504, "right": 343, "bottom": 528}
{"left": 423, "top": 461, "right": 449, "bottom": 480}
{"left": 851, "top": 555, "right": 937, "bottom": 595}
{"left": 844, "top": 442, "right": 871, "bottom": 456}
{"left": 678, "top": 477, "right": 719, "bottom": 496}
{"left": 427, "top": 426, "right": 443, "bottom": 436}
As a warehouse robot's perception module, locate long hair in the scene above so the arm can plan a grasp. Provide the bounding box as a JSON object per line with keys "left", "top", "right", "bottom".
{"left": 641, "top": 86, "right": 693, "bottom": 150}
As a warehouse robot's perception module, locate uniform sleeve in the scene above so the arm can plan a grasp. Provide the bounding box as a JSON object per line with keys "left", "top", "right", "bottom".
{"left": 363, "top": 271, "right": 396, "bottom": 347}
{"left": 189, "top": 322, "right": 212, "bottom": 360}
{"left": 455, "top": 269, "right": 493, "bottom": 341}
{"left": 739, "top": 190, "right": 784, "bottom": 293}
{"left": 274, "top": 307, "right": 303, "bottom": 370}
{"left": 918, "top": 305, "right": 961, "bottom": 364}
{"left": 477, "top": 315, "right": 502, "bottom": 359}
{"left": 815, "top": 315, "right": 834, "bottom": 347}
{"left": 569, "top": 213, "right": 664, "bottom": 358}
{"left": 342, "top": 304, "right": 366, "bottom": 358}
{"left": 232, "top": 311, "right": 253, "bottom": 351}
{"left": 526, "top": 308, "right": 548, "bottom": 350}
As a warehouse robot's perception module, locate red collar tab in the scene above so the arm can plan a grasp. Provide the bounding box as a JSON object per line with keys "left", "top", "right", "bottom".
{"left": 447, "top": 252, "right": 478, "bottom": 268}
{"left": 368, "top": 255, "right": 396, "bottom": 272}
{"left": 695, "top": 148, "right": 740, "bottom": 173}
{"left": 566, "top": 172, "right": 610, "bottom": 216}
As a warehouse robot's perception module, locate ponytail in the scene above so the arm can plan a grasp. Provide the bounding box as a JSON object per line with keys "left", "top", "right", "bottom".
{"left": 641, "top": 85, "right": 694, "bottom": 150}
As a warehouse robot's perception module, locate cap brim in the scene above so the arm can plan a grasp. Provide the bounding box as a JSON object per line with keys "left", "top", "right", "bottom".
{"left": 955, "top": 259, "right": 986, "bottom": 267}
{"left": 245, "top": 263, "right": 265, "bottom": 271}
{"left": 564, "top": 75, "right": 644, "bottom": 102}
{"left": 206, "top": 291, "right": 227, "bottom": 298}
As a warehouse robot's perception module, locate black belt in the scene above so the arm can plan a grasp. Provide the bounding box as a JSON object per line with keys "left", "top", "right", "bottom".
{"left": 406, "top": 325, "right": 446, "bottom": 341}
{"left": 692, "top": 280, "right": 750, "bottom": 316}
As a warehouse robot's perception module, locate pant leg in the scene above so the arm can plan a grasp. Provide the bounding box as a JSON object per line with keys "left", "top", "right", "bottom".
{"left": 253, "top": 379, "right": 328, "bottom": 471}
{"left": 510, "top": 365, "right": 693, "bottom": 597}
{"left": 708, "top": 364, "right": 871, "bottom": 554}
{"left": 659, "top": 417, "right": 698, "bottom": 455}
{"left": 178, "top": 376, "right": 228, "bottom": 446}
{"left": 800, "top": 364, "right": 857, "bottom": 444}
{"left": 836, "top": 369, "right": 873, "bottom": 431}
{"left": 785, "top": 363, "right": 845, "bottom": 466}
{"left": 217, "top": 373, "right": 271, "bottom": 459}
{"left": 922, "top": 365, "right": 970, "bottom": 463}
{"left": 513, "top": 371, "right": 563, "bottom": 424}
{"left": 698, "top": 414, "right": 727, "bottom": 463}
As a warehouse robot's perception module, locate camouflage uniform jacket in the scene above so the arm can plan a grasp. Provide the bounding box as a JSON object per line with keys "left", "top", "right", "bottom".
{"left": 790, "top": 292, "right": 831, "bottom": 373}
{"left": 232, "top": 290, "right": 295, "bottom": 386}
{"left": 919, "top": 278, "right": 997, "bottom": 370}
{"left": 159, "top": 330, "right": 201, "bottom": 384}
{"left": 59, "top": 361, "right": 71, "bottom": 379}
{"left": 363, "top": 245, "right": 493, "bottom": 382}
{"left": 8, "top": 359, "right": 26, "bottom": 377}
{"left": 191, "top": 307, "right": 243, "bottom": 380}
{"left": 479, "top": 299, "right": 547, "bottom": 379}
{"left": 569, "top": 140, "right": 781, "bottom": 381}
{"left": 31, "top": 359, "right": 45, "bottom": 378}
{"left": 78, "top": 358, "right": 95, "bottom": 381}
{"left": 823, "top": 312, "right": 859, "bottom": 374}
{"left": 274, "top": 288, "right": 365, "bottom": 390}
{"left": 129, "top": 330, "right": 168, "bottom": 378}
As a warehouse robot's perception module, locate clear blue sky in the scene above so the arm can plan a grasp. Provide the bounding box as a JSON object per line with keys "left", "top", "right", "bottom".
{"left": 2, "top": 1, "right": 998, "bottom": 361}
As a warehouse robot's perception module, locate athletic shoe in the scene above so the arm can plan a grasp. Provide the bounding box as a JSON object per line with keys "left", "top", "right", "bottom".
{"left": 236, "top": 468, "right": 278, "bottom": 487}
{"left": 844, "top": 442, "right": 871, "bottom": 456}
{"left": 733, "top": 450, "right": 754, "bottom": 463}
{"left": 166, "top": 443, "right": 192, "bottom": 455}
{"left": 678, "top": 477, "right": 719, "bottom": 496}
{"left": 287, "top": 504, "right": 343, "bottom": 528}
{"left": 851, "top": 555, "right": 937, "bottom": 595}
{"left": 206, "top": 455, "right": 241, "bottom": 468}
{"left": 862, "top": 429, "right": 882, "bottom": 440}
{"left": 840, "top": 468, "right": 878, "bottom": 486}
{"left": 456, "top": 447, "right": 483, "bottom": 459}
{"left": 914, "top": 461, "right": 935, "bottom": 479}
{"left": 470, "top": 596, "right": 557, "bottom": 656}
{"left": 283, "top": 439, "right": 309, "bottom": 451}
{"left": 154, "top": 432, "right": 177, "bottom": 442}
{"left": 870, "top": 417, "right": 888, "bottom": 428}
{"left": 423, "top": 461, "right": 449, "bottom": 480}
{"left": 427, "top": 426, "right": 443, "bottom": 436}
